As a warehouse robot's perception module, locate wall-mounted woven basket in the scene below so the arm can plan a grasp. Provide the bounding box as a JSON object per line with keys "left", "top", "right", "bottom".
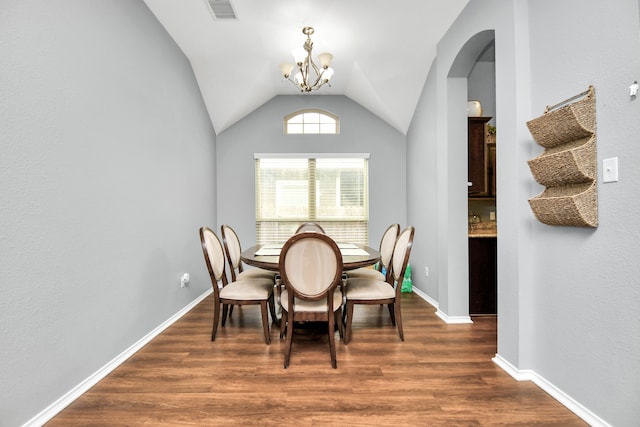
{"left": 526, "top": 86, "right": 597, "bottom": 227}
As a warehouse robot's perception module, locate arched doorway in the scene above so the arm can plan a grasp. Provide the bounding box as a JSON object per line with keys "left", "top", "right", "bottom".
{"left": 440, "top": 29, "right": 497, "bottom": 322}
{"left": 466, "top": 40, "right": 497, "bottom": 316}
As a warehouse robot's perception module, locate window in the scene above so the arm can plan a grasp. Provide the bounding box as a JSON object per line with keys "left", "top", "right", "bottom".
{"left": 284, "top": 109, "right": 339, "bottom": 134}
{"left": 255, "top": 154, "right": 369, "bottom": 245}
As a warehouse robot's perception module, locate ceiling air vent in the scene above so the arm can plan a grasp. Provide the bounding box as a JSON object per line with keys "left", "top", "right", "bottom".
{"left": 207, "top": 0, "right": 237, "bottom": 20}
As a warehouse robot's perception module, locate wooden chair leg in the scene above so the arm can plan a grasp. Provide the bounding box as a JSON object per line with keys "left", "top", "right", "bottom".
{"left": 328, "top": 314, "right": 337, "bottom": 368}
{"left": 260, "top": 301, "right": 271, "bottom": 345}
{"left": 280, "top": 310, "right": 287, "bottom": 339}
{"left": 387, "top": 303, "right": 396, "bottom": 326}
{"left": 284, "top": 313, "right": 294, "bottom": 368}
{"left": 335, "top": 308, "right": 344, "bottom": 340}
{"left": 211, "top": 301, "right": 220, "bottom": 341}
{"left": 395, "top": 299, "right": 404, "bottom": 341}
{"left": 221, "top": 303, "right": 229, "bottom": 326}
{"left": 344, "top": 301, "right": 355, "bottom": 344}
{"left": 268, "top": 294, "right": 279, "bottom": 326}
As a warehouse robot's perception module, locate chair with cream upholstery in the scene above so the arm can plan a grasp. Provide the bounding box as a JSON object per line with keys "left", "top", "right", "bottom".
{"left": 295, "top": 222, "right": 325, "bottom": 234}
{"left": 344, "top": 226, "right": 415, "bottom": 344}
{"left": 347, "top": 223, "right": 399, "bottom": 283}
{"left": 199, "top": 226, "right": 275, "bottom": 344}
{"left": 221, "top": 224, "right": 278, "bottom": 282}
{"left": 278, "top": 232, "right": 344, "bottom": 368}
{"left": 221, "top": 224, "right": 278, "bottom": 323}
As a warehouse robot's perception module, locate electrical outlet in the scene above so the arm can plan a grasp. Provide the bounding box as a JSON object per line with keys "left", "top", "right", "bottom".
{"left": 180, "top": 273, "right": 190, "bottom": 288}
{"left": 424, "top": 266, "right": 429, "bottom": 277}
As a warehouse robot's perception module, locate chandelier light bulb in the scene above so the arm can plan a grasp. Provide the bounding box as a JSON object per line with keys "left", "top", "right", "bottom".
{"left": 322, "top": 67, "right": 334, "bottom": 82}
{"left": 292, "top": 48, "right": 306, "bottom": 66}
{"left": 280, "top": 63, "right": 294, "bottom": 78}
{"left": 318, "top": 52, "right": 333, "bottom": 68}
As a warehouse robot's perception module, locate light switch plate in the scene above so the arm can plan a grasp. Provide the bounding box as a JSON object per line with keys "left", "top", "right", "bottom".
{"left": 603, "top": 157, "right": 619, "bottom": 183}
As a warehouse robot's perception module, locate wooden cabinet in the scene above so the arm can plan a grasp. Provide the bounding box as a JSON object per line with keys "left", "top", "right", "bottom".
{"left": 469, "top": 237, "right": 497, "bottom": 315}
{"left": 468, "top": 117, "right": 497, "bottom": 314}
{"left": 468, "top": 117, "right": 492, "bottom": 197}
{"left": 488, "top": 143, "right": 496, "bottom": 197}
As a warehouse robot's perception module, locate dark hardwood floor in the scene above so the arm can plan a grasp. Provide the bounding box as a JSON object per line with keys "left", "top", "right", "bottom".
{"left": 47, "top": 292, "right": 586, "bottom": 426}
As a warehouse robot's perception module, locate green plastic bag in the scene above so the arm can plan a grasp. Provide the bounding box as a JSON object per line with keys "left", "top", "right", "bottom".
{"left": 401, "top": 264, "right": 412, "bottom": 293}
{"left": 376, "top": 263, "right": 412, "bottom": 292}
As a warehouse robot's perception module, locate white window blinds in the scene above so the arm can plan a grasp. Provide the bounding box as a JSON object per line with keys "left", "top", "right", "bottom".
{"left": 255, "top": 154, "right": 369, "bottom": 245}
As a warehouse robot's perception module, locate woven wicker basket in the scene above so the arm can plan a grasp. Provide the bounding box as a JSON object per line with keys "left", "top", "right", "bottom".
{"left": 527, "top": 135, "right": 596, "bottom": 187}
{"left": 526, "top": 87, "right": 597, "bottom": 227}
{"left": 527, "top": 95, "right": 595, "bottom": 148}
{"left": 528, "top": 182, "right": 597, "bottom": 227}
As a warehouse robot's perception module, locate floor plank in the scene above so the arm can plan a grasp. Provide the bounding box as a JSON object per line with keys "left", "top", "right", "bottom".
{"left": 47, "top": 293, "right": 587, "bottom": 426}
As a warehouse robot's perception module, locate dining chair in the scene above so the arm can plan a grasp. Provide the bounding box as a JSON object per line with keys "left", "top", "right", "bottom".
{"left": 347, "top": 223, "right": 400, "bottom": 283}
{"left": 221, "top": 224, "right": 279, "bottom": 321}
{"left": 199, "top": 226, "right": 276, "bottom": 344}
{"left": 343, "top": 226, "right": 415, "bottom": 344}
{"left": 294, "top": 222, "right": 326, "bottom": 234}
{"left": 278, "top": 231, "right": 344, "bottom": 368}
{"left": 221, "top": 224, "right": 278, "bottom": 282}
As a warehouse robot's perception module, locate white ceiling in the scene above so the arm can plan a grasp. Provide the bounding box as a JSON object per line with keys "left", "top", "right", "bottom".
{"left": 143, "top": 0, "right": 469, "bottom": 135}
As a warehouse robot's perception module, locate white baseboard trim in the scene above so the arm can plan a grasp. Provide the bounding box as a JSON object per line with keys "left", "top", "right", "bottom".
{"left": 491, "top": 353, "right": 535, "bottom": 381}
{"left": 410, "top": 287, "right": 472, "bottom": 324}
{"left": 435, "top": 309, "right": 473, "bottom": 324}
{"left": 23, "top": 288, "right": 213, "bottom": 427}
{"left": 492, "top": 354, "right": 611, "bottom": 427}
{"left": 410, "top": 287, "right": 438, "bottom": 309}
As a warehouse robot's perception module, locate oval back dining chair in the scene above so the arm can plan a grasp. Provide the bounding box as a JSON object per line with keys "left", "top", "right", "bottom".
{"left": 221, "top": 224, "right": 278, "bottom": 283}
{"left": 343, "top": 226, "right": 415, "bottom": 344}
{"left": 295, "top": 222, "right": 325, "bottom": 234}
{"left": 200, "top": 226, "right": 276, "bottom": 344}
{"left": 278, "top": 232, "right": 344, "bottom": 368}
{"left": 347, "top": 223, "right": 399, "bottom": 283}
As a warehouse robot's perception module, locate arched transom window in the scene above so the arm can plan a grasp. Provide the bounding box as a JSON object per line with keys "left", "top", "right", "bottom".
{"left": 284, "top": 109, "right": 339, "bottom": 135}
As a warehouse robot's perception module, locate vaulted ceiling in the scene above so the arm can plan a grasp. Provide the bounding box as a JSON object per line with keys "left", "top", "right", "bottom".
{"left": 143, "top": 0, "right": 469, "bottom": 135}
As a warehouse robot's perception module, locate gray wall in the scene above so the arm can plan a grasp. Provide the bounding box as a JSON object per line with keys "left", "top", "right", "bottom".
{"left": 407, "top": 63, "right": 440, "bottom": 300}
{"left": 527, "top": 1, "right": 640, "bottom": 425}
{"left": 468, "top": 61, "right": 496, "bottom": 125}
{"left": 407, "top": 0, "right": 640, "bottom": 425}
{"left": 0, "top": 1, "right": 216, "bottom": 425}
{"left": 216, "top": 95, "right": 407, "bottom": 248}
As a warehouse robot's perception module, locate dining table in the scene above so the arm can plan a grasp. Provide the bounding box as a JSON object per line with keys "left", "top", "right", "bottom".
{"left": 241, "top": 241, "right": 380, "bottom": 327}
{"left": 240, "top": 242, "right": 380, "bottom": 272}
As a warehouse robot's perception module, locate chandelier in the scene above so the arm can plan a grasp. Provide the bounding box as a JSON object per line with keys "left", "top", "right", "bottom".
{"left": 280, "top": 27, "right": 334, "bottom": 93}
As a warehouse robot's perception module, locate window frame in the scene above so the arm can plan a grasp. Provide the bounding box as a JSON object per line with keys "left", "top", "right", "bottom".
{"left": 254, "top": 153, "right": 369, "bottom": 245}
{"left": 284, "top": 109, "right": 340, "bottom": 135}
